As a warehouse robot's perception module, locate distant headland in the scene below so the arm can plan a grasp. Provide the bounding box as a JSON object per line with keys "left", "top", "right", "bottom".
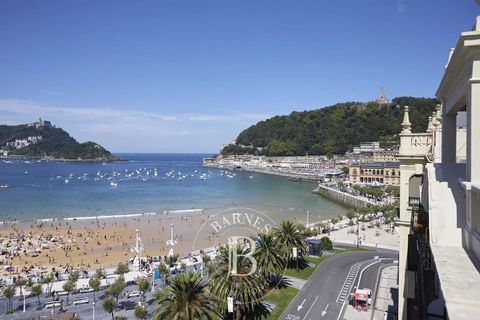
{"left": 0, "top": 118, "right": 117, "bottom": 162}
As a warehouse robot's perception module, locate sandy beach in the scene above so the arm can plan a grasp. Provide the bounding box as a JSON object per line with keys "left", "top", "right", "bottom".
{"left": 0, "top": 210, "right": 228, "bottom": 276}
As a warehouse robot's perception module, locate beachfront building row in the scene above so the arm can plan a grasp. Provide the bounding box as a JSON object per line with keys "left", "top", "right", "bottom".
{"left": 372, "top": 149, "right": 399, "bottom": 162}
{"left": 397, "top": 16, "right": 480, "bottom": 320}
{"left": 348, "top": 162, "right": 400, "bottom": 186}
{"left": 352, "top": 141, "right": 381, "bottom": 154}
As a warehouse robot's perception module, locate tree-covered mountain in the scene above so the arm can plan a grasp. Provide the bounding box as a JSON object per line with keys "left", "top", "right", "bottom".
{"left": 224, "top": 97, "right": 438, "bottom": 156}
{"left": 0, "top": 121, "right": 117, "bottom": 161}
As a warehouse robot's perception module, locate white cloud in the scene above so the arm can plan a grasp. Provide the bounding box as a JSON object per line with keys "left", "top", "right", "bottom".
{"left": 0, "top": 99, "right": 271, "bottom": 153}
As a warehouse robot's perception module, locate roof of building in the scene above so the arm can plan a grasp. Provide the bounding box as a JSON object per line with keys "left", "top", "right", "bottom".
{"left": 350, "top": 161, "right": 400, "bottom": 168}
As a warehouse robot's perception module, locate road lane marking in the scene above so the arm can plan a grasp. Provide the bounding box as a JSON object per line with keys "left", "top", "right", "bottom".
{"left": 336, "top": 300, "right": 347, "bottom": 320}
{"left": 297, "top": 298, "right": 306, "bottom": 311}
{"left": 336, "top": 261, "right": 361, "bottom": 303}
{"left": 356, "top": 259, "right": 382, "bottom": 288}
{"left": 321, "top": 304, "right": 329, "bottom": 317}
{"left": 302, "top": 295, "right": 319, "bottom": 320}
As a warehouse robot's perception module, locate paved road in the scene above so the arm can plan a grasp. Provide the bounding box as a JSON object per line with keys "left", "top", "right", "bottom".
{"left": 280, "top": 250, "right": 398, "bottom": 320}
{"left": 0, "top": 282, "right": 156, "bottom": 319}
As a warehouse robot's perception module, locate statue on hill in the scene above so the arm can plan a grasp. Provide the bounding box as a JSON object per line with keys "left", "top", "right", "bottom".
{"left": 376, "top": 87, "right": 389, "bottom": 105}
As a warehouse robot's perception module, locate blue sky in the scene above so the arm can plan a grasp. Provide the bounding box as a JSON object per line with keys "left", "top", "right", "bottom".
{"left": 0, "top": 0, "right": 477, "bottom": 153}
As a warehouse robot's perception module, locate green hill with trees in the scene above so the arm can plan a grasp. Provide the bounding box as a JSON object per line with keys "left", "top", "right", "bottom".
{"left": 222, "top": 96, "right": 438, "bottom": 156}
{"left": 0, "top": 122, "right": 117, "bottom": 161}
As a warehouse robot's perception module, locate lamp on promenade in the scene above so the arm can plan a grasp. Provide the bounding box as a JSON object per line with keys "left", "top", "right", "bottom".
{"left": 166, "top": 223, "right": 177, "bottom": 257}
{"left": 356, "top": 212, "right": 360, "bottom": 248}
{"left": 293, "top": 247, "right": 299, "bottom": 272}
{"left": 92, "top": 301, "right": 95, "bottom": 320}
{"left": 22, "top": 285, "right": 26, "bottom": 312}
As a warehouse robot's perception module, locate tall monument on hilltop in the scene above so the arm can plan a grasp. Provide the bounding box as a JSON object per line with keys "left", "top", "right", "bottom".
{"left": 376, "top": 87, "right": 389, "bottom": 105}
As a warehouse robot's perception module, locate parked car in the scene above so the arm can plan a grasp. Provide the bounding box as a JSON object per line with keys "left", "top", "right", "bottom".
{"left": 126, "top": 290, "right": 141, "bottom": 298}
{"left": 44, "top": 301, "right": 62, "bottom": 309}
{"left": 78, "top": 287, "right": 94, "bottom": 293}
{"left": 73, "top": 297, "right": 90, "bottom": 305}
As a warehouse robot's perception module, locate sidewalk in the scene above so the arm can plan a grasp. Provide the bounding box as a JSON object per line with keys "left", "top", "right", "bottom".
{"left": 372, "top": 265, "right": 398, "bottom": 320}
{"left": 284, "top": 276, "right": 307, "bottom": 290}
{"left": 328, "top": 221, "right": 399, "bottom": 250}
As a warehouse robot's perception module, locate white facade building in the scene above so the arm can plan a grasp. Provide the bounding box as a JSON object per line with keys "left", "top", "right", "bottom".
{"left": 397, "top": 15, "right": 480, "bottom": 320}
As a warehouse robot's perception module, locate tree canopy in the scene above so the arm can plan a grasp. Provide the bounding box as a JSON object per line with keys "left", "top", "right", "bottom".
{"left": 0, "top": 123, "right": 116, "bottom": 161}
{"left": 222, "top": 97, "right": 438, "bottom": 156}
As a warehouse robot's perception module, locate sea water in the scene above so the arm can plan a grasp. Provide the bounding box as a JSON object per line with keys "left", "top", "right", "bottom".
{"left": 0, "top": 153, "right": 345, "bottom": 223}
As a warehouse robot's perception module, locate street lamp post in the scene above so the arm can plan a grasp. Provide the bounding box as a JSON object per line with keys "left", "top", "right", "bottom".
{"left": 293, "top": 247, "right": 299, "bottom": 272}
{"left": 92, "top": 301, "right": 96, "bottom": 320}
{"left": 22, "top": 286, "right": 26, "bottom": 312}
{"left": 151, "top": 268, "right": 155, "bottom": 292}
{"left": 356, "top": 213, "right": 360, "bottom": 248}
{"left": 227, "top": 296, "right": 234, "bottom": 319}
{"left": 306, "top": 210, "right": 310, "bottom": 229}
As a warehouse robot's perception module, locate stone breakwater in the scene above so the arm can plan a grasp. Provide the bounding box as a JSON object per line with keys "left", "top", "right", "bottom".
{"left": 238, "top": 166, "right": 321, "bottom": 180}
{"left": 313, "top": 185, "right": 370, "bottom": 208}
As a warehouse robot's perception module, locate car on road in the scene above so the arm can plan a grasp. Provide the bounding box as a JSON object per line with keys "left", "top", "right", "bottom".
{"left": 73, "top": 297, "right": 90, "bottom": 305}
{"left": 126, "top": 290, "right": 141, "bottom": 298}
{"left": 44, "top": 301, "right": 62, "bottom": 309}
{"left": 56, "top": 291, "right": 69, "bottom": 296}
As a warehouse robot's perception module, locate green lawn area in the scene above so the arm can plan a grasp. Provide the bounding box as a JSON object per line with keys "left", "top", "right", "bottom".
{"left": 283, "top": 255, "right": 327, "bottom": 279}
{"left": 334, "top": 244, "right": 375, "bottom": 252}
{"left": 264, "top": 286, "right": 300, "bottom": 320}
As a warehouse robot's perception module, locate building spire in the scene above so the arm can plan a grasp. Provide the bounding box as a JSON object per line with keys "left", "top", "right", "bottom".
{"left": 434, "top": 104, "right": 442, "bottom": 127}
{"left": 426, "top": 116, "right": 435, "bottom": 133}
{"left": 431, "top": 111, "right": 440, "bottom": 128}
{"left": 401, "top": 106, "right": 412, "bottom": 134}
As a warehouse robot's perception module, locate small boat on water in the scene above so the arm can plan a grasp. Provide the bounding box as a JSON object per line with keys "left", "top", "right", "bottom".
{"left": 110, "top": 181, "right": 118, "bottom": 187}
{"left": 64, "top": 179, "right": 70, "bottom": 183}
{"left": 0, "top": 184, "right": 9, "bottom": 189}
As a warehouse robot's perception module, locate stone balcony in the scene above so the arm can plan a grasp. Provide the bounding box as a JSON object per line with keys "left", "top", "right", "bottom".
{"left": 399, "top": 133, "right": 433, "bottom": 159}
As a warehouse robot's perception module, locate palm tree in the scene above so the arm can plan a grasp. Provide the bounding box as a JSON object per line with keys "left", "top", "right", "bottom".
{"left": 210, "top": 244, "right": 266, "bottom": 320}
{"left": 253, "top": 232, "right": 286, "bottom": 280}
{"left": 153, "top": 272, "right": 220, "bottom": 320}
{"left": 273, "top": 220, "right": 307, "bottom": 263}
{"left": 3, "top": 285, "right": 15, "bottom": 314}
{"left": 31, "top": 284, "right": 43, "bottom": 309}
{"left": 102, "top": 297, "right": 117, "bottom": 320}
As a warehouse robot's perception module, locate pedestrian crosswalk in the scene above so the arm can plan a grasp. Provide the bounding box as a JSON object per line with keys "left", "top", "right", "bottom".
{"left": 336, "top": 261, "right": 362, "bottom": 304}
